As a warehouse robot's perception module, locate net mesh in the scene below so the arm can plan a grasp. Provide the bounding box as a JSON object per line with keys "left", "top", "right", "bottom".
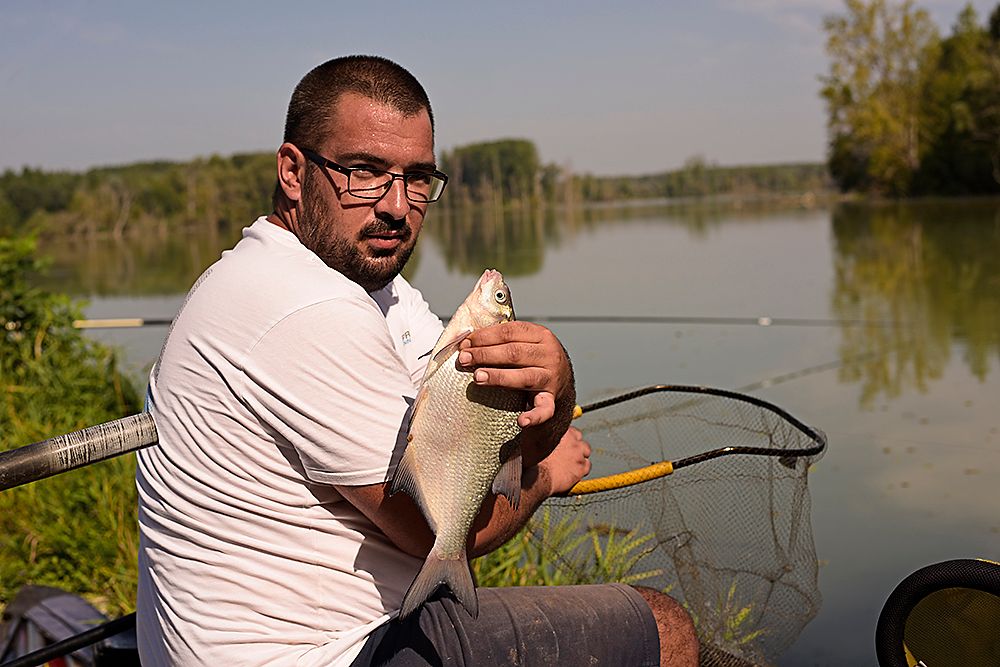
{"left": 531, "top": 387, "right": 825, "bottom": 666}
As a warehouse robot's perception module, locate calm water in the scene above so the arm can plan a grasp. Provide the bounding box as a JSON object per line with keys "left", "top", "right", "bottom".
{"left": 41, "top": 200, "right": 1000, "bottom": 666}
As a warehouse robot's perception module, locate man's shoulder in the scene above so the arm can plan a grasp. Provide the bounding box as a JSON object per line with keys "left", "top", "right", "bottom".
{"left": 202, "top": 218, "right": 369, "bottom": 313}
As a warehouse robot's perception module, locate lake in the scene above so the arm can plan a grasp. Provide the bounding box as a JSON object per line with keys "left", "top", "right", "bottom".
{"left": 40, "top": 198, "right": 1000, "bottom": 666}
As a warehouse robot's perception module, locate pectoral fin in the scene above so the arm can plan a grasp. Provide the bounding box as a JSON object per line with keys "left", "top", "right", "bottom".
{"left": 427, "top": 329, "right": 473, "bottom": 373}
{"left": 492, "top": 438, "right": 522, "bottom": 510}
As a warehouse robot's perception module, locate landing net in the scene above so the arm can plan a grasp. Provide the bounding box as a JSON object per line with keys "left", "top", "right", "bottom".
{"left": 531, "top": 387, "right": 824, "bottom": 666}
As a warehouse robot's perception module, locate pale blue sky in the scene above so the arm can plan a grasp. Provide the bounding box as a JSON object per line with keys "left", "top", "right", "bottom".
{"left": 2, "top": 1, "right": 994, "bottom": 175}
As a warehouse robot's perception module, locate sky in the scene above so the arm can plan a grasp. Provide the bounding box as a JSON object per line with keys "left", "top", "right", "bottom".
{"left": 2, "top": 0, "right": 996, "bottom": 176}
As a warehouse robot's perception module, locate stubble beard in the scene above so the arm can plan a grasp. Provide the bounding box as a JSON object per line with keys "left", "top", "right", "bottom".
{"left": 299, "top": 173, "right": 417, "bottom": 293}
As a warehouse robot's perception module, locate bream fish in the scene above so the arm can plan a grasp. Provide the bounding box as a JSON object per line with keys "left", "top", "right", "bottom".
{"left": 391, "top": 269, "right": 525, "bottom": 619}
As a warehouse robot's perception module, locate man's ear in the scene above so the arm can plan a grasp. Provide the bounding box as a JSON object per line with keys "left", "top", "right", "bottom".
{"left": 276, "top": 143, "right": 306, "bottom": 203}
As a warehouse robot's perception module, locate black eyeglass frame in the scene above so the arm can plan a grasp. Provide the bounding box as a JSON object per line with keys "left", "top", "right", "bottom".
{"left": 300, "top": 147, "right": 448, "bottom": 203}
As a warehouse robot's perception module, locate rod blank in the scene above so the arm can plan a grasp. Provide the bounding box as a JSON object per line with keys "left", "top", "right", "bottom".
{"left": 0, "top": 414, "right": 158, "bottom": 491}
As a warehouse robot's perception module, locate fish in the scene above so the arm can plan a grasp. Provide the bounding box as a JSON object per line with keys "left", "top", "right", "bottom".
{"left": 390, "top": 268, "right": 526, "bottom": 619}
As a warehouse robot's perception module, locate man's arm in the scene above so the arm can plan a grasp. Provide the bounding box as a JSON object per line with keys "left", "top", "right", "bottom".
{"left": 337, "top": 321, "right": 588, "bottom": 558}
{"left": 336, "top": 426, "right": 590, "bottom": 559}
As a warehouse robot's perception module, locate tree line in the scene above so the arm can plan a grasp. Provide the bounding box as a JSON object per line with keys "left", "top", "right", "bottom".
{"left": 823, "top": 0, "right": 1000, "bottom": 195}
{"left": 0, "top": 143, "right": 830, "bottom": 239}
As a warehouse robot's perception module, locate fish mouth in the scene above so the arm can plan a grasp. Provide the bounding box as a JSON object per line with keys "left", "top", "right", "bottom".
{"left": 478, "top": 268, "right": 503, "bottom": 286}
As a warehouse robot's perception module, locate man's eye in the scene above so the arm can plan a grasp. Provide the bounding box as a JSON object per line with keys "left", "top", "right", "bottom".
{"left": 407, "top": 173, "right": 433, "bottom": 185}
{"left": 350, "top": 167, "right": 380, "bottom": 179}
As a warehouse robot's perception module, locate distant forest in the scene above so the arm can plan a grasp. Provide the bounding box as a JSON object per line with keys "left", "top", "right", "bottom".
{"left": 0, "top": 145, "right": 829, "bottom": 239}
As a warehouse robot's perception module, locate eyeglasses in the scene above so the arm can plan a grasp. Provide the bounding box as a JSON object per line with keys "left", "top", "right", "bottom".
{"left": 301, "top": 147, "right": 448, "bottom": 203}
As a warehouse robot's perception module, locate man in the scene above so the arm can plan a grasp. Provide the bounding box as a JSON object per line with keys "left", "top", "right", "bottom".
{"left": 136, "top": 55, "right": 698, "bottom": 666}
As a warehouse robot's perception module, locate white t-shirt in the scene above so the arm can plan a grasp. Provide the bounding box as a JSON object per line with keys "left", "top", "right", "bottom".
{"left": 136, "top": 217, "right": 444, "bottom": 666}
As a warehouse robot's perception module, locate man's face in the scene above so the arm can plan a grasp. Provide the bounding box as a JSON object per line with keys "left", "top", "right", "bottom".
{"left": 298, "top": 92, "right": 435, "bottom": 292}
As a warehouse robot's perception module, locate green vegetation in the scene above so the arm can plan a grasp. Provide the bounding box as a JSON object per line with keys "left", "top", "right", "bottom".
{"left": 692, "top": 580, "right": 767, "bottom": 652}
{"left": 0, "top": 153, "right": 273, "bottom": 239}
{"left": 1, "top": 142, "right": 829, "bottom": 242}
{"left": 0, "top": 236, "right": 141, "bottom": 615}
{"left": 472, "top": 508, "right": 664, "bottom": 588}
{"left": 441, "top": 139, "right": 542, "bottom": 204}
{"left": 822, "top": 0, "right": 1000, "bottom": 195}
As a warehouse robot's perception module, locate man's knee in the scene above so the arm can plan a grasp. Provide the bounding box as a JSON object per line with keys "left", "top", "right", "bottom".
{"left": 632, "top": 586, "right": 699, "bottom": 666}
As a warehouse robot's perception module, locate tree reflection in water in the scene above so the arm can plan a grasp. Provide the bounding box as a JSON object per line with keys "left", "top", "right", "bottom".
{"left": 832, "top": 200, "right": 1000, "bottom": 406}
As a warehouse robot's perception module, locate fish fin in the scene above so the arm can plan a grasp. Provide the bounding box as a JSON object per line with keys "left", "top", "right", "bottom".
{"left": 429, "top": 329, "right": 473, "bottom": 368}
{"left": 492, "top": 438, "right": 522, "bottom": 510}
{"left": 389, "top": 446, "right": 424, "bottom": 502}
{"left": 399, "top": 549, "right": 478, "bottom": 619}
{"left": 418, "top": 329, "right": 472, "bottom": 387}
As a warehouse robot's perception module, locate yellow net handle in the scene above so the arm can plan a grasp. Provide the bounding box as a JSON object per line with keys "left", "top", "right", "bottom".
{"left": 567, "top": 460, "right": 674, "bottom": 496}
{"left": 567, "top": 403, "right": 677, "bottom": 495}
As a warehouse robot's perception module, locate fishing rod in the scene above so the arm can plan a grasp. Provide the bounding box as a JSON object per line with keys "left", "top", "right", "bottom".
{"left": 72, "top": 314, "right": 907, "bottom": 329}
{"left": 0, "top": 380, "right": 827, "bottom": 494}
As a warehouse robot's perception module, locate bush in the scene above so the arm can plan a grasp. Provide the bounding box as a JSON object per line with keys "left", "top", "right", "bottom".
{"left": 0, "top": 236, "right": 141, "bottom": 615}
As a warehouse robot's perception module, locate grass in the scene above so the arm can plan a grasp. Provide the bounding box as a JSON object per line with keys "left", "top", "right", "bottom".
{"left": 473, "top": 507, "right": 665, "bottom": 589}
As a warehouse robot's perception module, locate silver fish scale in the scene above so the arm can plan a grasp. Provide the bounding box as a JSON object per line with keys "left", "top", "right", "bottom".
{"left": 406, "top": 350, "right": 523, "bottom": 557}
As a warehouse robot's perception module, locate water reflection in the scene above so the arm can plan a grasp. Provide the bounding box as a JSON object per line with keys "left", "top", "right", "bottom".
{"left": 38, "top": 226, "right": 242, "bottom": 296}
{"left": 38, "top": 199, "right": 821, "bottom": 294}
{"left": 831, "top": 200, "right": 1000, "bottom": 406}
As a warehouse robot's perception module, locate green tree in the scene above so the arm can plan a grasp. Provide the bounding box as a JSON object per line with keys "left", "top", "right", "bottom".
{"left": 967, "top": 4, "right": 1000, "bottom": 184}
{"left": 821, "top": 0, "right": 940, "bottom": 195}
{"left": 440, "top": 139, "right": 540, "bottom": 204}
{"left": 915, "top": 4, "right": 1000, "bottom": 193}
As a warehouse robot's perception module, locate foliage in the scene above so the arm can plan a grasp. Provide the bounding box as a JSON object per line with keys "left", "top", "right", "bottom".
{"left": 0, "top": 236, "right": 142, "bottom": 615}
{"left": 440, "top": 139, "right": 541, "bottom": 204}
{"left": 2, "top": 143, "right": 832, "bottom": 243}
{"left": 566, "top": 160, "right": 830, "bottom": 202}
{"left": 821, "top": 0, "right": 940, "bottom": 195}
{"left": 472, "top": 508, "right": 664, "bottom": 588}
{"left": 688, "top": 580, "right": 767, "bottom": 658}
{"left": 822, "top": 0, "right": 1000, "bottom": 195}
{"left": 0, "top": 153, "right": 273, "bottom": 239}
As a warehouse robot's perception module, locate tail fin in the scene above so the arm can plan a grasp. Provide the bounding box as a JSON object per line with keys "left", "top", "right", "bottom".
{"left": 398, "top": 549, "right": 478, "bottom": 619}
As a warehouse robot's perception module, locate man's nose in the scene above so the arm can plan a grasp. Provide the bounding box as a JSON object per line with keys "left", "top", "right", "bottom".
{"left": 374, "top": 176, "right": 408, "bottom": 219}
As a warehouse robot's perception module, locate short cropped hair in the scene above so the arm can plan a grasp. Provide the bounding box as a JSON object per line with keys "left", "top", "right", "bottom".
{"left": 284, "top": 54, "right": 433, "bottom": 147}
{"left": 273, "top": 55, "right": 434, "bottom": 208}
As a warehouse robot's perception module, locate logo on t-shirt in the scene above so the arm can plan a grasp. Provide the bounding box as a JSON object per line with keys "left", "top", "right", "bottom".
{"left": 401, "top": 330, "right": 412, "bottom": 345}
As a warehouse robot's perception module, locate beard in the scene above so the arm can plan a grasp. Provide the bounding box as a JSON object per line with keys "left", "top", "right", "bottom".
{"left": 298, "top": 171, "right": 417, "bottom": 293}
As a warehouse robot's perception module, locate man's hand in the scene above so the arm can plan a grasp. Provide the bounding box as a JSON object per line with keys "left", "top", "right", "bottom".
{"left": 457, "top": 321, "right": 573, "bottom": 428}
{"left": 536, "top": 426, "right": 591, "bottom": 495}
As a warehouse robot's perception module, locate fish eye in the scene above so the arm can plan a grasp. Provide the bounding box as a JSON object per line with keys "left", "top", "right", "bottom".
{"left": 494, "top": 290, "right": 507, "bottom": 303}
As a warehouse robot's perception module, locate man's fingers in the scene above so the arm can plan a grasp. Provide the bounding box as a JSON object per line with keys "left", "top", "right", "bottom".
{"left": 459, "top": 342, "right": 548, "bottom": 369}
{"left": 464, "top": 321, "right": 546, "bottom": 347}
{"left": 518, "top": 392, "right": 555, "bottom": 428}
{"left": 472, "top": 366, "right": 553, "bottom": 392}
